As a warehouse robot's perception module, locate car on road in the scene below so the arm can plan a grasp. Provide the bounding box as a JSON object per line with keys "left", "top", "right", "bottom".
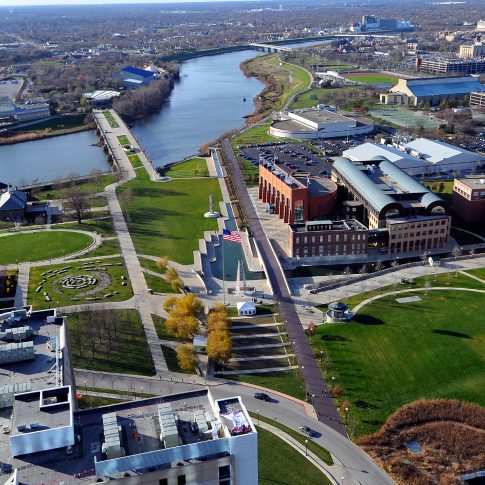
{"left": 299, "top": 425, "right": 317, "bottom": 437}
{"left": 254, "top": 392, "right": 271, "bottom": 401}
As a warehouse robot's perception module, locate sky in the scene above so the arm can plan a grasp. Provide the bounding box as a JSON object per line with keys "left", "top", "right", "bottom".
{"left": 0, "top": 0, "right": 241, "bottom": 5}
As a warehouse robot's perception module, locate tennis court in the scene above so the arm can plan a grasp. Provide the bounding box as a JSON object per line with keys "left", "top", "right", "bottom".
{"left": 368, "top": 107, "right": 441, "bottom": 129}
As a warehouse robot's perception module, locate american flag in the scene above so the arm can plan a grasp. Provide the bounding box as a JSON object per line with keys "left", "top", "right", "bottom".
{"left": 223, "top": 229, "right": 242, "bottom": 243}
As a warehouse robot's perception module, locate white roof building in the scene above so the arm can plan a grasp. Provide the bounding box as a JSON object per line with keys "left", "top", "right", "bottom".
{"left": 343, "top": 139, "right": 485, "bottom": 175}
{"left": 236, "top": 301, "right": 256, "bottom": 316}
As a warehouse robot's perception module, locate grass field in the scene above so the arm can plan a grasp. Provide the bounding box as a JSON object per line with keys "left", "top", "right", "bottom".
{"left": 68, "top": 309, "right": 155, "bottom": 376}
{"left": 28, "top": 257, "right": 132, "bottom": 309}
{"left": 312, "top": 290, "right": 485, "bottom": 436}
{"left": 77, "top": 395, "right": 124, "bottom": 409}
{"left": 257, "top": 426, "right": 331, "bottom": 485}
{"left": 161, "top": 158, "right": 209, "bottom": 178}
{"left": 79, "top": 238, "right": 121, "bottom": 258}
{"left": 229, "top": 370, "right": 306, "bottom": 401}
{"left": 10, "top": 114, "right": 87, "bottom": 133}
{"left": 144, "top": 272, "right": 176, "bottom": 294}
{"left": 51, "top": 218, "right": 116, "bottom": 237}
{"left": 0, "top": 231, "right": 92, "bottom": 264}
{"left": 103, "top": 110, "right": 119, "bottom": 128}
{"left": 343, "top": 73, "right": 397, "bottom": 85}
{"left": 118, "top": 173, "right": 222, "bottom": 264}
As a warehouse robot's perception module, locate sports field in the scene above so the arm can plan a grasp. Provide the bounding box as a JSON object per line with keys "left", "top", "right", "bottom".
{"left": 343, "top": 72, "right": 397, "bottom": 85}
{"left": 368, "top": 106, "right": 441, "bottom": 129}
{"left": 312, "top": 289, "right": 485, "bottom": 436}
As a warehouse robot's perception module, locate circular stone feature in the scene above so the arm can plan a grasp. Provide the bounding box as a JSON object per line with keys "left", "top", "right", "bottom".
{"left": 59, "top": 274, "right": 97, "bottom": 289}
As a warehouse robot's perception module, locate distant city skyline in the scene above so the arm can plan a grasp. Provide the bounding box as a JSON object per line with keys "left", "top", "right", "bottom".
{"left": 0, "top": 0, "right": 246, "bottom": 5}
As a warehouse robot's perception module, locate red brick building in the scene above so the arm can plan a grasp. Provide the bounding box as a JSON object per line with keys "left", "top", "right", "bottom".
{"left": 453, "top": 177, "right": 485, "bottom": 223}
{"left": 258, "top": 162, "right": 337, "bottom": 224}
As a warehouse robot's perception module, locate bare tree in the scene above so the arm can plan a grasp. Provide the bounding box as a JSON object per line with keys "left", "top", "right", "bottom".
{"left": 90, "top": 168, "right": 104, "bottom": 191}
{"left": 64, "top": 185, "right": 91, "bottom": 224}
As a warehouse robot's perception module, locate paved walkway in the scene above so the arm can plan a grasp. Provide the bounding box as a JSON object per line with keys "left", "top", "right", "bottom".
{"left": 14, "top": 264, "right": 30, "bottom": 309}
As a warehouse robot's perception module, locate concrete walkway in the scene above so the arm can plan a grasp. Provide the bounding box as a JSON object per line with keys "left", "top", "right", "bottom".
{"left": 14, "top": 264, "right": 30, "bottom": 309}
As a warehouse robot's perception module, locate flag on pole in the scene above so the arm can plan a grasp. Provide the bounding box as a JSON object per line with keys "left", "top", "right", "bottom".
{"left": 223, "top": 229, "right": 242, "bottom": 243}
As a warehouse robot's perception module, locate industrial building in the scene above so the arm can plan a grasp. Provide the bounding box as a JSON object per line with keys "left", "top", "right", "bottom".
{"left": 459, "top": 42, "right": 485, "bottom": 59}
{"left": 83, "top": 90, "right": 121, "bottom": 107}
{"left": 343, "top": 139, "right": 485, "bottom": 175}
{"left": 418, "top": 57, "right": 485, "bottom": 75}
{"left": 380, "top": 75, "right": 485, "bottom": 106}
{"left": 258, "top": 158, "right": 338, "bottom": 224}
{"left": 118, "top": 66, "right": 156, "bottom": 89}
{"left": 452, "top": 177, "right": 485, "bottom": 223}
{"left": 0, "top": 96, "right": 50, "bottom": 123}
{"left": 470, "top": 91, "right": 485, "bottom": 107}
{"left": 349, "top": 15, "right": 413, "bottom": 33}
{"left": 331, "top": 157, "right": 451, "bottom": 254}
{"left": 269, "top": 108, "right": 374, "bottom": 139}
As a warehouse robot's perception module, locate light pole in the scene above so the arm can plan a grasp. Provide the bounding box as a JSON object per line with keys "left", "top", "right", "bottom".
{"left": 312, "top": 394, "right": 315, "bottom": 406}
{"left": 84, "top": 380, "right": 87, "bottom": 396}
{"left": 320, "top": 350, "right": 323, "bottom": 367}
{"left": 141, "top": 386, "right": 143, "bottom": 397}
{"left": 256, "top": 409, "right": 260, "bottom": 426}
{"left": 331, "top": 376, "right": 335, "bottom": 389}
{"left": 344, "top": 406, "right": 349, "bottom": 426}
{"left": 305, "top": 439, "right": 309, "bottom": 456}
{"left": 341, "top": 477, "right": 345, "bottom": 485}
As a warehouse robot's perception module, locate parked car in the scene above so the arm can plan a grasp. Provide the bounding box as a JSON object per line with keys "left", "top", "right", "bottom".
{"left": 299, "top": 425, "right": 316, "bottom": 437}
{"left": 254, "top": 392, "right": 271, "bottom": 402}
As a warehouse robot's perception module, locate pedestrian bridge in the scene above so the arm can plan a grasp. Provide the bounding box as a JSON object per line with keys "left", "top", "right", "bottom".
{"left": 248, "top": 43, "right": 293, "bottom": 53}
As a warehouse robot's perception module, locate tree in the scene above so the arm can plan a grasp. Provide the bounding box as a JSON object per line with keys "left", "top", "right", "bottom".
{"left": 90, "top": 168, "right": 104, "bottom": 191}
{"left": 64, "top": 185, "right": 91, "bottom": 224}
{"left": 177, "top": 343, "right": 198, "bottom": 371}
{"left": 163, "top": 295, "right": 178, "bottom": 312}
{"left": 156, "top": 256, "right": 169, "bottom": 271}
{"left": 165, "top": 313, "right": 199, "bottom": 339}
{"left": 206, "top": 329, "right": 232, "bottom": 363}
{"left": 306, "top": 322, "right": 316, "bottom": 342}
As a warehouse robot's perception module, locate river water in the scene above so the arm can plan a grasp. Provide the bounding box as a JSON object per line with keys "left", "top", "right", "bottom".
{"left": 0, "top": 130, "right": 110, "bottom": 187}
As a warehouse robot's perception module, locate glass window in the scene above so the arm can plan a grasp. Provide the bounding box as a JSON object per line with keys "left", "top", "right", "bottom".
{"left": 178, "top": 476, "right": 187, "bottom": 485}
{"left": 294, "top": 200, "right": 304, "bottom": 222}
{"left": 219, "top": 465, "right": 231, "bottom": 480}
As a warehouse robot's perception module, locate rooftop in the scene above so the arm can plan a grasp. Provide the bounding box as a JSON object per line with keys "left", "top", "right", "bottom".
{"left": 396, "top": 76, "right": 485, "bottom": 97}
{"left": 403, "top": 138, "right": 485, "bottom": 164}
{"left": 121, "top": 66, "right": 155, "bottom": 78}
{"left": 456, "top": 177, "right": 485, "bottom": 190}
{"left": 292, "top": 108, "right": 351, "bottom": 124}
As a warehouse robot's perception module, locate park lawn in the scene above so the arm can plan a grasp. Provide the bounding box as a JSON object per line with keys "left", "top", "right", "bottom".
{"left": 161, "top": 345, "right": 196, "bottom": 374}
{"left": 32, "top": 173, "right": 115, "bottom": 200}
{"left": 343, "top": 73, "right": 397, "bottom": 84}
{"left": 257, "top": 426, "right": 331, "bottom": 485}
{"left": 161, "top": 157, "right": 209, "bottom": 178}
{"left": 52, "top": 218, "right": 116, "bottom": 237}
{"left": 465, "top": 267, "right": 485, "bottom": 280}
{"left": 290, "top": 88, "right": 325, "bottom": 109}
{"left": 312, "top": 290, "right": 485, "bottom": 437}
{"left": 103, "top": 110, "right": 119, "bottom": 128}
{"left": 152, "top": 314, "right": 188, "bottom": 342}
{"left": 68, "top": 309, "right": 155, "bottom": 376}
{"left": 118, "top": 177, "right": 222, "bottom": 264}
{"left": 78, "top": 238, "right": 121, "bottom": 258}
{"left": 139, "top": 257, "right": 167, "bottom": 274}
{"left": 423, "top": 180, "right": 454, "bottom": 204}
{"left": 251, "top": 413, "right": 333, "bottom": 466}
{"left": 27, "top": 257, "right": 133, "bottom": 309}
{"left": 229, "top": 370, "right": 306, "bottom": 401}
{"left": 117, "top": 135, "right": 130, "bottom": 145}
{"left": 128, "top": 154, "right": 143, "bottom": 168}
{"left": 63, "top": 195, "right": 108, "bottom": 210}
{"left": 144, "top": 272, "right": 177, "bottom": 294}
{"left": 77, "top": 395, "right": 124, "bottom": 409}
{"left": 0, "top": 231, "right": 92, "bottom": 264}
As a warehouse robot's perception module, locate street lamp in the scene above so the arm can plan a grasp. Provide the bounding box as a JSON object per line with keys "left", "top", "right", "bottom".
{"left": 342, "top": 477, "right": 345, "bottom": 485}
{"left": 305, "top": 439, "right": 309, "bottom": 456}
{"left": 84, "top": 380, "right": 87, "bottom": 395}
{"left": 331, "top": 376, "right": 335, "bottom": 388}
{"left": 312, "top": 394, "right": 315, "bottom": 406}
{"left": 320, "top": 350, "right": 324, "bottom": 367}
{"left": 141, "top": 386, "right": 143, "bottom": 397}
{"left": 256, "top": 409, "right": 260, "bottom": 426}
{"left": 344, "top": 406, "right": 349, "bottom": 426}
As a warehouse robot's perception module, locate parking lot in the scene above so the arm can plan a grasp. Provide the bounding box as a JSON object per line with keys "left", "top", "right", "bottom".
{"left": 0, "top": 79, "right": 22, "bottom": 100}
{"left": 238, "top": 139, "right": 364, "bottom": 179}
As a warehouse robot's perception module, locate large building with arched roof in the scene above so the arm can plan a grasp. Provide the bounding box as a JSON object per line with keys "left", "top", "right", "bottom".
{"left": 331, "top": 157, "right": 451, "bottom": 254}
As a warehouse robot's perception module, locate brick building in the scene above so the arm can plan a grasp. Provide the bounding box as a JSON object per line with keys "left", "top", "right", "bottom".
{"left": 452, "top": 177, "right": 485, "bottom": 223}
{"left": 258, "top": 161, "right": 337, "bottom": 224}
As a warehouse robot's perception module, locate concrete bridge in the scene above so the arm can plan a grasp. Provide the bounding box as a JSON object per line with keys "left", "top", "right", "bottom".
{"left": 248, "top": 43, "right": 294, "bottom": 53}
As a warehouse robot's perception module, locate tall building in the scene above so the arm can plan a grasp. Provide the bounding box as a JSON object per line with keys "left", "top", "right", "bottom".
{"left": 459, "top": 42, "right": 485, "bottom": 59}
{"left": 419, "top": 58, "right": 485, "bottom": 75}
{"left": 453, "top": 177, "right": 485, "bottom": 223}
{"left": 470, "top": 91, "right": 485, "bottom": 107}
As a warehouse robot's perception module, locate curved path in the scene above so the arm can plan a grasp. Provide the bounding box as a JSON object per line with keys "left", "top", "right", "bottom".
{"left": 353, "top": 286, "right": 485, "bottom": 315}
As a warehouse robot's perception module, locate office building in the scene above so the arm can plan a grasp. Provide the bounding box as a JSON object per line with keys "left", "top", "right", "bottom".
{"left": 343, "top": 139, "right": 485, "bottom": 175}
{"left": 269, "top": 108, "right": 374, "bottom": 139}
{"left": 331, "top": 157, "right": 451, "bottom": 254}
{"left": 452, "top": 177, "right": 485, "bottom": 223}
{"left": 419, "top": 58, "right": 485, "bottom": 75}
{"left": 470, "top": 91, "right": 485, "bottom": 107}
{"left": 459, "top": 42, "right": 485, "bottom": 59}
{"left": 380, "top": 75, "right": 485, "bottom": 106}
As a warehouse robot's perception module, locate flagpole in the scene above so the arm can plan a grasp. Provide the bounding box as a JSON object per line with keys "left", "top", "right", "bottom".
{"left": 222, "top": 237, "right": 226, "bottom": 305}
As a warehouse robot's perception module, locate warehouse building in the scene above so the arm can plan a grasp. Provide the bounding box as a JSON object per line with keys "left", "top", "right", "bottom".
{"left": 452, "top": 177, "right": 485, "bottom": 223}
{"left": 258, "top": 159, "right": 338, "bottom": 224}
{"left": 418, "top": 58, "right": 485, "bottom": 75}
{"left": 343, "top": 139, "right": 485, "bottom": 175}
{"left": 380, "top": 76, "right": 485, "bottom": 106}
{"left": 331, "top": 157, "right": 451, "bottom": 254}
{"left": 269, "top": 108, "right": 374, "bottom": 139}
{"left": 118, "top": 66, "right": 156, "bottom": 89}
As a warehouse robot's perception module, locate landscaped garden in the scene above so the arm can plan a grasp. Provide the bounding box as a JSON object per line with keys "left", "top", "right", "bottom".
{"left": 312, "top": 289, "right": 485, "bottom": 436}
{"left": 67, "top": 309, "right": 155, "bottom": 375}
{"left": 160, "top": 158, "right": 209, "bottom": 178}
{"left": 117, "top": 171, "right": 222, "bottom": 264}
{"left": 27, "top": 257, "right": 132, "bottom": 309}
{"left": 103, "top": 110, "right": 119, "bottom": 128}
{"left": 0, "top": 231, "right": 93, "bottom": 264}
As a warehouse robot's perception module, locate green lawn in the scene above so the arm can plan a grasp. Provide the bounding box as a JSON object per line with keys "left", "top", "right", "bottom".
{"left": 144, "top": 272, "right": 176, "bottom": 294}
{"left": 161, "top": 158, "right": 209, "bottom": 178}
{"left": 103, "top": 110, "right": 119, "bottom": 128}
{"left": 52, "top": 218, "right": 116, "bottom": 237}
{"left": 118, "top": 176, "right": 222, "bottom": 264}
{"left": 161, "top": 344, "right": 196, "bottom": 374}
{"left": 343, "top": 73, "right": 397, "bottom": 84}
{"left": 229, "top": 370, "right": 306, "bottom": 401}
{"left": 77, "top": 395, "right": 124, "bottom": 409}
{"left": 312, "top": 290, "right": 485, "bottom": 436}
{"left": 128, "top": 154, "right": 143, "bottom": 168}
{"left": 139, "top": 257, "right": 166, "bottom": 274}
{"left": 28, "top": 257, "right": 133, "bottom": 309}
{"left": 68, "top": 309, "right": 155, "bottom": 376}
{"left": 117, "top": 135, "right": 130, "bottom": 145}
{"left": 466, "top": 267, "right": 485, "bottom": 279}
{"left": 0, "top": 231, "right": 92, "bottom": 264}
{"left": 251, "top": 413, "right": 333, "bottom": 466}
{"left": 10, "top": 114, "right": 87, "bottom": 133}
{"left": 78, "top": 238, "right": 121, "bottom": 258}
{"left": 289, "top": 88, "right": 326, "bottom": 109}
{"left": 257, "top": 426, "right": 331, "bottom": 485}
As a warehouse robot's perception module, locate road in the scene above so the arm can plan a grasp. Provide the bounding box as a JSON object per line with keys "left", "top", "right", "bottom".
{"left": 221, "top": 138, "right": 346, "bottom": 436}
{"left": 75, "top": 369, "right": 394, "bottom": 485}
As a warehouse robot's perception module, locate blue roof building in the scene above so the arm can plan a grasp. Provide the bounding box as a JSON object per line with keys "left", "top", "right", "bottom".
{"left": 118, "top": 66, "right": 156, "bottom": 89}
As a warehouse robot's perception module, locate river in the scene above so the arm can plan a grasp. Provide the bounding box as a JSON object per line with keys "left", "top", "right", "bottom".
{"left": 0, "top": 130, "right": 110, "bottom": 187}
